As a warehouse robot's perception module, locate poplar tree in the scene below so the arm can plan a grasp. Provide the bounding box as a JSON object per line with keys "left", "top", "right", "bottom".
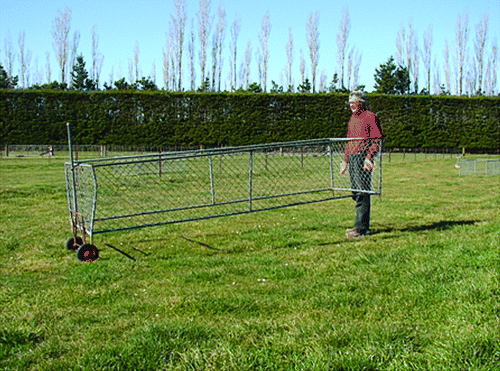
{"left": 306, "top": 11, "right": 319, "bottom": 93}
{"left": 422, "top": 25, "right": 433, "bottom": 94}
{"left": 258, "top": 11, "right": 271, "bottom": 92}
{"left": 473, "top": 13, "right": 488, "bottom": 95}
{"left": 17, "top": 31, "right": 31, "bottom": 88}
{"left": 455, "top": 8, "right": 469, "bottom": 95}
{"left": 188, "top": 19, "right": 196, "bottom": 91}
{"left": 171, "top": 0, "right": 187, "bottom": 91}
{"left": 197, "top": 0, "right": 212, "bottom": 87}
{"left": 285, "top": 28, "right": 294, "bottom": 91}
{"left": 91, "top": 25, "right": 104, "bottom": 89}
{"left": 229, "top": 14, "right": 241, "bottom": 90}
{"left": 3, "top": 32, "right": 16, "bottom": 79}
{"left": 336, "top": 6, "right": 350, "bottom": 89}
{"left": 51, "top": 6, "right": 71, "bottom": 84}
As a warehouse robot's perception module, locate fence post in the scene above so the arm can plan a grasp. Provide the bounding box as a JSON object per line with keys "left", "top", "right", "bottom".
{"left": 248, "top": 151, "right": 254, "bottom": 211}
{"left": 209, "top": 156, "right": 215, "bottom": 204}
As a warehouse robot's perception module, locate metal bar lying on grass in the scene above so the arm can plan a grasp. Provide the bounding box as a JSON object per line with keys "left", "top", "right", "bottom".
{"left": 64, "top": 126, "right": 383, "bottom": 261}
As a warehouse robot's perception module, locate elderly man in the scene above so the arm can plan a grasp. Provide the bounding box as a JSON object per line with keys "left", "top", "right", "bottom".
{"left": 340, "top": 91, "right": 384, "bottom": 238}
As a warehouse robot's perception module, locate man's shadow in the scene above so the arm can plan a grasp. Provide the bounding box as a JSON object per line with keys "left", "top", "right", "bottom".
{"left": 373, "top": 219, "right": 481, "bottom": 234}
{"left": 323, "top": 219, "right": 483, "bottom": 245}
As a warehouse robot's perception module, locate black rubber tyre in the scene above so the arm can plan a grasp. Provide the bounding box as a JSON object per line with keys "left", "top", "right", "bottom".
{"left": 77, "top": 244, "right": 99, "bottom": 262}
{"left": 65, "top": 236, "right": 83, "bottom": 251}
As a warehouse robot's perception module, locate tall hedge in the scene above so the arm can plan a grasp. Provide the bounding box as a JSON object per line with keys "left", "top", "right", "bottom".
{"left": 0, "top": 90, "right": 498, "bottom": 149}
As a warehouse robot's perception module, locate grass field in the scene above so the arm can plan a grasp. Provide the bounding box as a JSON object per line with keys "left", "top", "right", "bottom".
{"left": 1, "top": 154, "right": 499, "bottom": 370}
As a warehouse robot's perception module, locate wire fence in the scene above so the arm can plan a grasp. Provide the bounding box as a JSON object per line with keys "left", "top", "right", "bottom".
{"left": 1, "top": 144, "right": 198, "bottom": 159}
{"left": 64, "top": 138, "right": 383, "bottom": 244}
{"left": 5, "top": 144, "right": 496, "bottom": 162}
{"left": 385, "top": 148, "right": 462, "bottom": 163}
{"left": 458, "top": 158, "right": 500, "bottom": 176}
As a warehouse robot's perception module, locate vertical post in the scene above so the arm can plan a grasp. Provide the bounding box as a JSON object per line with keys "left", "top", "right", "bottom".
{"left": 67, "top": 123, "right": 79, "bottom": 238}
{"left": 159, "top": 148, "right": 163, "bottom": 180}
{"left": 378, "top": 142, "right": 384, "bottom": 201}
{"left": 248, "top": 151, "right": 254, "bottom": 211}
{"left": 328, "top": 143, "right": 334, "bottom": 196}
{"left": 209, "top": 156, "right": 215, "bottom": 204}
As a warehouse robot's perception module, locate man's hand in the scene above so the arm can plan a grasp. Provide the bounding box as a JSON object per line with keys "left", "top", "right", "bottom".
{"left": 340, "top": 160, "right": 348, "bottom": 174}
{"left": 363, "top": 158, "right": 374, "bottom": 171}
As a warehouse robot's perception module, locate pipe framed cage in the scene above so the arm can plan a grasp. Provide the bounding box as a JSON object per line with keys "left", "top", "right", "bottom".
{"left": 64, "top": 124, "right": 383, "bottom": 261}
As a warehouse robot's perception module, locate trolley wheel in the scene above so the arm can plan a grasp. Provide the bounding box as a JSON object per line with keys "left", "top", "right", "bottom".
{"left": 77, "top": 244, "right": 99, "bottom": 262}
{"left": 65, "top": 236, "right": 83, "bottom": 251}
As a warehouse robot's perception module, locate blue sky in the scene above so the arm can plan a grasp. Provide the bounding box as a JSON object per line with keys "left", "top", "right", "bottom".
{"left": 1, "top": 0, "right": 498, "bottom": 93}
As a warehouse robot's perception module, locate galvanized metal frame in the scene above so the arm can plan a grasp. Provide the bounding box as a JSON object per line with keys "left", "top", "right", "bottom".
{"left": 65, "top": 125, "right": 383, "bottom": 244}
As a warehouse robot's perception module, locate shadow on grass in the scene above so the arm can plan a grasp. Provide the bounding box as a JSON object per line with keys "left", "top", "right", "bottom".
{"left": 374, "top": 219, "right": 482, "bottom": 234}
{"left": 180, "top": 235, "right": 221, "bottom": 251}
{"left": 105, "top": 244, "right": 137, "bottom": 261}
{"left": 321, "top": 219, "right": 483, "bottom": 246}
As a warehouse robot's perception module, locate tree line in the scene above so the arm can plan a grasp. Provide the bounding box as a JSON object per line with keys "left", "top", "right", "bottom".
{"left": 1, "top": 2, "right": 498, "bottom": 96}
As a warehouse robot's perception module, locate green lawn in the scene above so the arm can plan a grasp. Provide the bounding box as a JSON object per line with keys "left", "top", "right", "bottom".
{"left": 0, "top": 154, "right": 499, "bottom": 370}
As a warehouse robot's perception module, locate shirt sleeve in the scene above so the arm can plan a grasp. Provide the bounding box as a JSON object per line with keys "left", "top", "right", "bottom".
{"left": 365, "top": 114, "right": 384, "bottom": 161}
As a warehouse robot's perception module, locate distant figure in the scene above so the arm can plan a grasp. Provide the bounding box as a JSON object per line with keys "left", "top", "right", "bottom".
{"left": 340, "top": 91, "right": 384, "bottom": 238}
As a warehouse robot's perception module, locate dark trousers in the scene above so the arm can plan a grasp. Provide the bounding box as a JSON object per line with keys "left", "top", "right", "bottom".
{"left": 348, "top": 154, "right": 372, "bottom": 233}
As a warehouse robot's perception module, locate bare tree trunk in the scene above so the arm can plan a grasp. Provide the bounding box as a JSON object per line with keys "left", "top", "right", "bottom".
{"left": 258, "top": 11, "right": 271, "bottom": 92}
{"left": 352, "top": 48, "right": 362, "bottom": 90}
{"left": 3, "top": 32, "right": 16, "bottom": 78}
{"left": 306, "top": 11, "right": 320, "bottom": 93}
{"left": 134, "top": 41, "right": 140, "bottom": 82}
{"left": 432, "top": 60, "right": 441, "bottom": 94}
{"left": 336, "top": 6, "right": 350, "bottom": 89}
{"left": 396, "top": 21, "right": 419, "bottom": 93}
{"left": 45, "top": 51, "right": 51, "bottom": 83}
{"left": 474, "top": 13, "right": 488, "bottom": 95}
{"left": 256, "top": 49, "right": 263, "bottom": 88}
{"left": 244, "top": 41, "right": 251, "bottom": 88}
{"left": 443, "top": 39, "right": 452, "bottom": 93}
{"left": 216, "top": 4, "right": 226, "bottom": 92}
{"left": 128, "top": 59, "right": 134, "bottom": 84}
{"left": 197, "top": 0, "right": 213, "bottom": 88}
{"left": 69, "top": 30, "right": 80, "bottom": 87}
{"left": 170, "top": 0, "right": 187, "bottom": 92}
{"left": 455, "top": 9, "right": 469, "bottom": 96}
{"left": 188, "top": 19, "right": 196, "bottom": 91}
{"left": 346, "top": 47, "right": 354, "bottom": 91}
{"left": 422, "top": 25, "right": 433, "bottom": 93}
{"left": 299, "top": 48, "right": 306, "bottom": 84}
{"left": 211, "top": 36, "right": 217, "bottom": 91}
{"left": 395, "top": 27, "right": 405, "bottom": 67}
{"left": 162, "top": 45, "right": 171, "bottom": 90}
{"left": 91, "top": 25, "right": 104, "bottom": 88}
{"left": 17, "top": 31, "right": 26, "bottom": 88}
{"left": 484, "top": 38, "right": 498, "bottom": 96}
{"left": 51, "top": 6, "right": 71, "bottom": 85}
{"left": 230, "top": 14, "right": 241, "bottom": 90}
{"left": 286, "top": 28, "right": 294, "bottom": 91}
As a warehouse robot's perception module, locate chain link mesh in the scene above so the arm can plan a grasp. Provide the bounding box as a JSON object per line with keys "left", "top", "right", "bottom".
{"left": 65, "top": 139, "right": 382, "bottom": 237}
{"left": 459, "top": 159, "right": 500, "bottom": 176}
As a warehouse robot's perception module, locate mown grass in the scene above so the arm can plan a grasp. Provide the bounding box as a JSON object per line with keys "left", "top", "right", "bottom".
{"left": 1, "top": 154, "right": 499, "bottom": 370}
